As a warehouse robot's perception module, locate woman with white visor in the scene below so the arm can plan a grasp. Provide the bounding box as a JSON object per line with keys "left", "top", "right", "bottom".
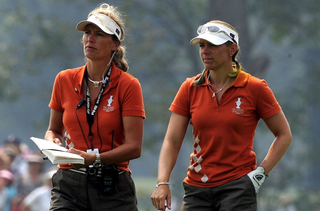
{"left": 45, "top": 3, "right": 145, "bottom": 211}
{"left": 151, "top": 20, "right": 291, "bottom": 211}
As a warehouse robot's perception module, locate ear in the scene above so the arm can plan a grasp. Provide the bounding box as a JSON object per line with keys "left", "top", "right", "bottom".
{"left": 112, "top": 41, "right": 120, "bottom": 51}
{"left": 229, "top": 43, "right": 238, "bottom": 56}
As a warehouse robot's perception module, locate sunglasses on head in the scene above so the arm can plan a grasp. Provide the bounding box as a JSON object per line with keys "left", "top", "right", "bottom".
{"left": 197, "top": 25, "right": 237, "bottom": 44}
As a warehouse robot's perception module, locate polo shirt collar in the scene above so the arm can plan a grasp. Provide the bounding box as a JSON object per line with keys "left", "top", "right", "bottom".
{"left": 199, "top": 69, "right": 249, "bottom": 87}
{"left": 233, "top": 69, "right": 249, "bottom": 87}
{"left": 74, "top": 62, "right": 121, "bottom": 92}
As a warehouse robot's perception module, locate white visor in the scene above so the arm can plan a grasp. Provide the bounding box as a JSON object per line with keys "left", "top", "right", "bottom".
{"left": 76, "top": 13, "right": 121, "bottom": 40}
{"left": 190, "top": 22, "right": 239, "bottom": 46}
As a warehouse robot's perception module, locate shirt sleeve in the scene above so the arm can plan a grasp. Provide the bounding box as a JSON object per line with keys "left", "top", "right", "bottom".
{"left": 121, "top": 77, "right": 145, "bottom": 118}
{"left": 48, "top": 73, "right": 63, "bottom": 112}
{"left": 256, "top": 80, "right": 281, "bottom": 119}
{"left": 169, "top": 79, "right": 191, "bottom": 118}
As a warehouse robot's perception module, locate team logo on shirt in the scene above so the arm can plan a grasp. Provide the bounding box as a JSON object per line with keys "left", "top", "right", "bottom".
{"left": 107, "top": 95, "right": 114, "bottom": 106}
{"left": 103, "top": 95, "right": 114, "bottom": 112}
{"left": 232, "top": 97, "right": 244, "bottom": 114}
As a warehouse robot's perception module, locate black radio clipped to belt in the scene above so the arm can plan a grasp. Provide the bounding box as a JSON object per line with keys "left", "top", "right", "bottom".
{"left": 101, "top": 164, "right": 118, "bottom": 193}
{"left": 87, "top": 164, "right": 118, "bottom": 194}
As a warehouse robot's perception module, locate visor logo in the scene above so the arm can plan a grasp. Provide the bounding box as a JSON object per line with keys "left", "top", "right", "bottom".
{"left": 115, "top": 28, "right": 120, "bottom": 36}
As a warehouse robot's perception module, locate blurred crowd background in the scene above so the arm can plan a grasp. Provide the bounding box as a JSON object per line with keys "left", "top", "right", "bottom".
{"left": 0, "top": 135, "right": 56, "bottom": 211}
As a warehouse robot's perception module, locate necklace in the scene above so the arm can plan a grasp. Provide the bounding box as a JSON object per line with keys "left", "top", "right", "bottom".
{"left": 87, "top": 51, "right": 116, "bottom": 88}
{"left": 88, "top": 77, "right": 103, "bottom": 88}
{"left": 210, "top": 77, "right": 231, "bottom": 97}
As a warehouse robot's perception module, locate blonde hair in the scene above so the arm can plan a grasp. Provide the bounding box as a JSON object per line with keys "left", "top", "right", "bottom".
{"left": 88, "top": 3, "right": 129, "bottom": 72}
{"left": 193, "top": 20, "right": 242, "bottom": 86}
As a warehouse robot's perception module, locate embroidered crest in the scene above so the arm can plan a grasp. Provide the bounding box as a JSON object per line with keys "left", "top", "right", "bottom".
{"left": 103, "top": 95, "right": 114, "bottom": 112}
{"left": 232, "top": 97, "right": 244, "bottom": 114}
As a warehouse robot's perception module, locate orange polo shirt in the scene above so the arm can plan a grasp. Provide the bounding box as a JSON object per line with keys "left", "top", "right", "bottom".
{"left": 170, "top": 69, "right": 281, "bottom": 187}
{"left": 49, "top": 63, "right": 145, "bottom": 171}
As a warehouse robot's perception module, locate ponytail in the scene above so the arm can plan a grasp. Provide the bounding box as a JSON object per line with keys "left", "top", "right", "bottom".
{"left": 113, "top": 44, "right": 129, "bottom": 72}
{"left": 193, "top": 69, "right": 207, "bottom": 86}
{"left": 228, "top": 49, "right": 241, "bottom": 77}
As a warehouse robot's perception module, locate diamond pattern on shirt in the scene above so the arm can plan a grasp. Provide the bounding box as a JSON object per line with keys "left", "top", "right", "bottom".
{"left": 188, "top": 136, "right": 208, "bottom": 183}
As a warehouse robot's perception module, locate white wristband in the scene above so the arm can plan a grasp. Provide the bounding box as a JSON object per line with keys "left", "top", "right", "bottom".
{"left": 156, "top": 182, "right": 170, "bottom": 188}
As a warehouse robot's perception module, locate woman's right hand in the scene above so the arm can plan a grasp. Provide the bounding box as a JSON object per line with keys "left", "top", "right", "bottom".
{"left": 151, "top": 185, "right": 171, "bottom": 210}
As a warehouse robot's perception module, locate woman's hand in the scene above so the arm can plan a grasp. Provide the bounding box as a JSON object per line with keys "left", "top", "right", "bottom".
{"left": 151, "top": 112, "right": 189, "bottom": 210}
{"left": 68, "top": 148, "right": 96, "bottom": 169}
{"left": 151, "top": 185, "right": 171, "bottom": 210}
{"left": 45, "top": 109, "right": 64, "bottom": 146}
{"left": 52, "top": 138, "right": 63, "bottom": 146}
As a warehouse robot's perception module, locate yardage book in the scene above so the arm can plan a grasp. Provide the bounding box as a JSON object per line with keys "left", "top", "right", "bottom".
{"left": 30, "top": 137, "right": 84, "bottom": 165}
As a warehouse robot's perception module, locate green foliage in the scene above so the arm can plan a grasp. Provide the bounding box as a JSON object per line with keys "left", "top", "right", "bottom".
{"left": 249, "top": 0, "right": 320, "bottom": 46}
{"left": 259, "top": 188, "right": 320, "bottom": 210}
{"left": 0, "top": 0, "right": 86, "bottom": 101}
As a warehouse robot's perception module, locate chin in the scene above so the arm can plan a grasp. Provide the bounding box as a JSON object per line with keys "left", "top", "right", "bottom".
{"left": 204, "top": 65, "right": 213, "bottom": 70}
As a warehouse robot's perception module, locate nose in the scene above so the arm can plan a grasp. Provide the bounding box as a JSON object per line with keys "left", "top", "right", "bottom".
{"left": 87, "top": 33, "right": 95, "bottom": 43}
{"left": 201, "top": 45, "right": 210, "bottom": 54}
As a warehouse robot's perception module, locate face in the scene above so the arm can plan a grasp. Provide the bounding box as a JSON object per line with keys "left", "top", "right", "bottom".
{"left": 0, "top": 178, "right": 10, "bottom": 188}
{"left": 198, "top": 39, "right": 234, "bottom": 71}
{"left": 29, "top": 162, "right": 43, "bottom": 171}
{"left": 82, "top": 24, "right": 119, "bottom": 62}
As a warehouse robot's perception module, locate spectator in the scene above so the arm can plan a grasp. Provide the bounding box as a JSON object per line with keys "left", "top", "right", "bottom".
{"left": 3, "top": 135, "right": 28, "bottom": 176}
{"left": 20, "top": 168, "right": 56, "bottom": 211}
{"left": 0, "top": 148, "right": 11, "bottom": 170}
{"left": 11, "top": 152, "right": 45, "bottom": 210}
{"left": 0, "top": 169, "right": 16, "bottom": 211}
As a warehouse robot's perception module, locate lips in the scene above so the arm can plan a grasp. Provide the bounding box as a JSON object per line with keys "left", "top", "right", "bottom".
{"left": 86, "top": 45, "right": 97, "bottom": 50}
{"left": 203, "top": 58, "right": 213, "bottom": 62}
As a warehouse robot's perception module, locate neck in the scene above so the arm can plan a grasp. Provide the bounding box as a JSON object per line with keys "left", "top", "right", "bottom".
{"left": 87, "top": 61, "right": 111, "bottom": 81}
{"left": 208, "top": 69, "right": 231, "bottom": 86}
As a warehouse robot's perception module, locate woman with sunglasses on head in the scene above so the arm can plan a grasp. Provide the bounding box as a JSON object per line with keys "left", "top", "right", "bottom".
{"left": 44, "top": 3, "right": 145, "bottom": 211}
{"left": 151, "top": 20, "right": 291, "bottom": 211}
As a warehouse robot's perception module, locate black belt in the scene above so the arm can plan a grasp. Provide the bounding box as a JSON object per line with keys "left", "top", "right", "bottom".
{"left": 68, "top": 167, "right": 125, "bottom": 175}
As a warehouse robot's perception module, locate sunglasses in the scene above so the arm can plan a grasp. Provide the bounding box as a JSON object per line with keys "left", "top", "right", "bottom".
{"left": 197, "top": 25, "right": 237, "bottom": 44}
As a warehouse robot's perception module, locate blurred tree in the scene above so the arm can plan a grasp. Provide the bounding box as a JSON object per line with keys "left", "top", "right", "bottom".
{"left": 250, "top": 0, "right": 320, "bottom": 46}
{"left": 0, "top": 0, "right": 88, "bottom": 102}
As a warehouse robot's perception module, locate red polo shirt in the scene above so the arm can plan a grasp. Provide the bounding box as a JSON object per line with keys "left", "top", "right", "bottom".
{"left": 49, "top": 63, "right": 145, "bottom": 171}
{"left": 170, "top": 70, "right": 281, "bottom": 187}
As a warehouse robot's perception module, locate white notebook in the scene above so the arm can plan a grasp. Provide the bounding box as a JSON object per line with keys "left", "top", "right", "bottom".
{"left": 30, "top": 137, "right": 84, "bottom": 164}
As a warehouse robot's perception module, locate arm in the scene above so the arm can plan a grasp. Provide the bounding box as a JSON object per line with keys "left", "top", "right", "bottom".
{"left": 259, "top": 110, "right": 292, "bottom": 175}
{"left": 44, "top": 109, "right": 64, "bottom": 146}
{"left": 44, "top": 109, "right": 96, "bottom": 167}
{"left": 100, "top": 116, "right": 144, "bottom": 164}
{"left": 46, "top": 109, "right": 143, "bottom": 168}
{"left": 70, "top": 116, "right": 144, "bottom": 168}
{"left": 151, "top": 112, "right": 189, "bottom": 211}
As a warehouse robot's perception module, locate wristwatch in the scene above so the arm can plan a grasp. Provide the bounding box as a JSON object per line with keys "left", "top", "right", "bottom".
{"left": 92, "top": 153, "right": 101, "bottom": 167}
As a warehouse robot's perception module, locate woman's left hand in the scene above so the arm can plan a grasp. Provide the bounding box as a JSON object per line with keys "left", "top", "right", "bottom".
{"left": 68, "top": 148, "right": 96, "bottom": 169}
